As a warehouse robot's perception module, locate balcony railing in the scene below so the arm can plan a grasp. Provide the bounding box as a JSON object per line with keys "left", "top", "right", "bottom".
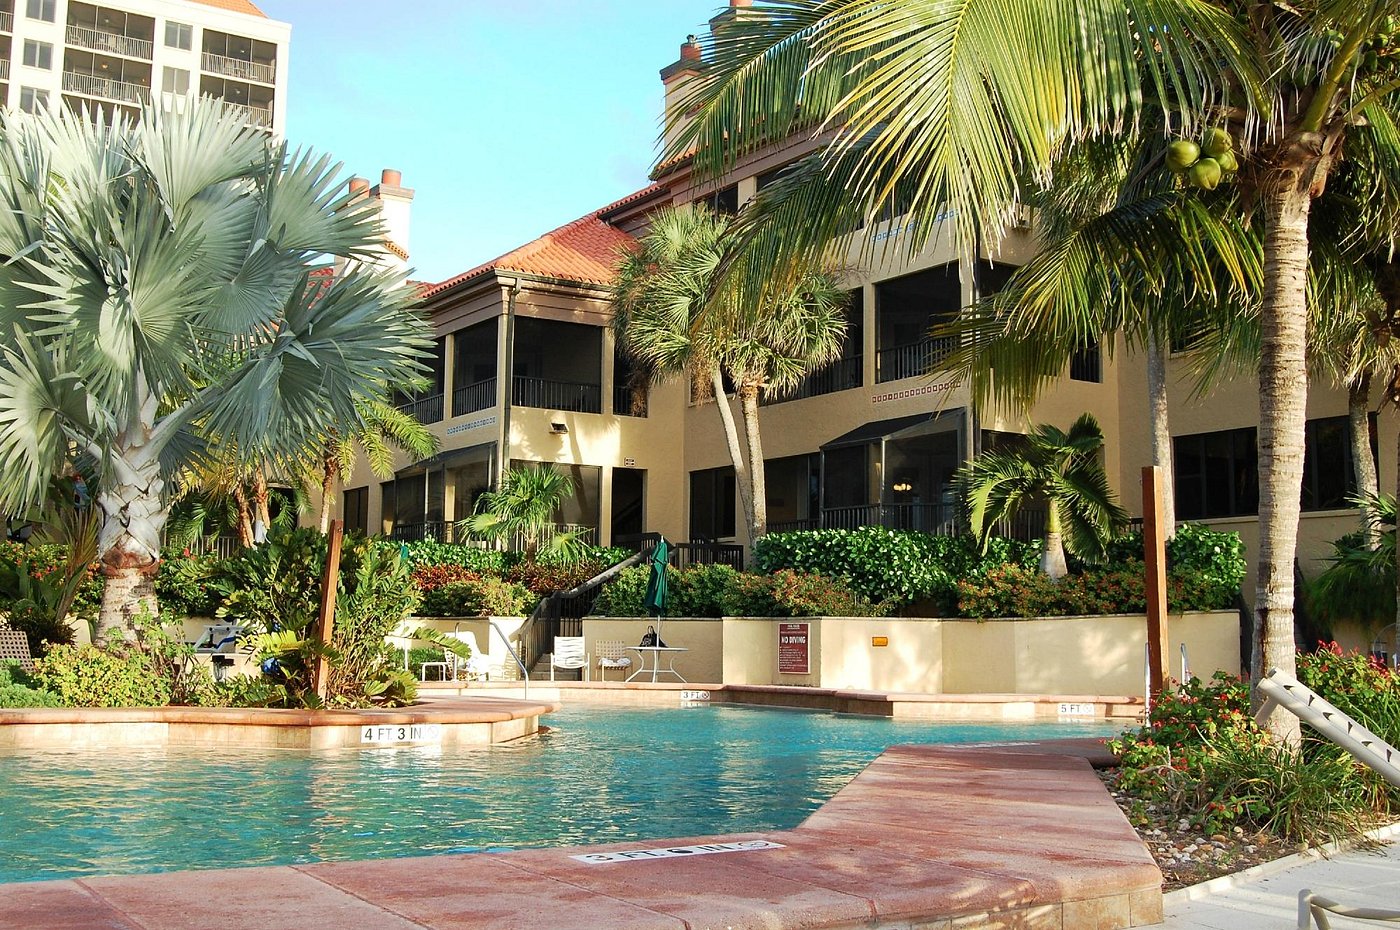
{"left": 766, "top": 503, "right": 1045, "bottom": 541}
{"left": 202, "top": 51, "right": 275, "bottom": 85}
{"left": 613, "top": 382, "right": 647, "bottom": 417}
{"left": 876, "top": 338, "right": 954, "bottom": 384}
{"left": 220, "top": 100, "right": 273, "bottom": 129}
{"left": 0, "top": 60, "right": 9, "bottom": 81}
{"left": 66, "top": 24, "right": 153, "bottom": 60}
{"left": 0, "top": 11, "right": 12, "bottom": 32}
{"left": 62, "top": 71, "right": 149, "bottom": 105}
{"left": 512, "top": 376, "right": 601, "bottom": 414}
{"left": 763, "top": 354, "right": 863, "bottom": 405}
{"left": 452, "top": 377, "right": 496, "bottom": 417}
{"left": 397, "top": 392, "right": 443, "bottom": 424}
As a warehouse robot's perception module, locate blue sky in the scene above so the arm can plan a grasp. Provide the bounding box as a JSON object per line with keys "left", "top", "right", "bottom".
{"left": 256, "top": 0, "right": 709, "bottom": 283}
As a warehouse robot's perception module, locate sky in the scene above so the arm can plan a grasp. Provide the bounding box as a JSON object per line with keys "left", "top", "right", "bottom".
{"left": 255, "top": 0, "right": 710, "bottom": 284}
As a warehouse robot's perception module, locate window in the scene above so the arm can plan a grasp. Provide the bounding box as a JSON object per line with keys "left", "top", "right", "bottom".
{"left": 1301, "top": 415, "right": 1374, "bottom": 512}
{"left": 1069, "top": 341, "right": 1102, "bottom": 383}
{"left": 875, "top": 263, "right": 961, "bottom": 383}
{"left": 693, "top": 184, "right": 737, "bottom": 216}
{"left": 19, "top": 87, "right": 48, "bottom": 113}
{"left": 165, "top": 21, "right": 192, "bottom": 50}
{"left": 342, "top": 488, "right": 368, "bottom": 536}
{"left": 163, "top": 67, "right": 190, "bottom": 95}
{"left": 690, "top": 467, "right": 736, "bottom": 539}
{"left": 25, "top": 0, "right": 54, "bottom": 22}
{"left": 22, "top": 41, "right": 52, "bottom": 70}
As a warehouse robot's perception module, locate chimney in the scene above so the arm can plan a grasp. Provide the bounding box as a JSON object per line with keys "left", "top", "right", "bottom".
{"left": 660, "top": 35, "right": 704, "bottom": 160}
{"left": 368, "top": 168, "right": 414, "bottom": 271}
{"left": 348, "top": 176, "right": 370, "bottom": 195}
{"left": 380, "top": 168, "right": 402, "bottom": 188}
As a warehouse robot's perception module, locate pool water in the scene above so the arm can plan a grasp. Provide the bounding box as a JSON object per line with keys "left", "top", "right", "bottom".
{"left": 0, "top": 703, "right": 1121, "bottom": 883}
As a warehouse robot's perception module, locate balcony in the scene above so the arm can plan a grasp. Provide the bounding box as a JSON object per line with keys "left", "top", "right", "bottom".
{"left": 452, "top": 378, "right": 496, "bottom": 417}
{"left": 763, "top": 354, "right": 863, "bottom": 405}
{"left": 513, "top": 376, "right": 601, "bottom": 414}
{"left": 220, "top": 100, "right": 273, "bottom": 129}
{"left": 397, "top": 392, "right": 443, "bottom": 425}
{"left": 202, "top": 51, "right": 275, "bottom": 85}
{"left": 613, "top": 382, "right": 647, "bottom": 417}
{"left": 66, "top": 25, "right": 153, "bottom": 60}
{"left": 766, "top": 503, "right": 1045, "bottom": 540}
{"left": 0, "top": 11, "right": 11, "bottom": 33}
{"left": 876, "top": 338, "right": 954, "bottom": 384}
{"left": 62, "top": 71, "right": 149, "bottom": 106}
{"left": 0, "top": 60, "right": 8, "bottom": 81}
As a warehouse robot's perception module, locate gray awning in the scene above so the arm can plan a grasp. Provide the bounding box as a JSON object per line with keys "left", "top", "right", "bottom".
{"left": 820, "top": 411, "right": 960, "bottom": 450}
{"left": 395, "top": 441, "right": 495, "bottom": 477}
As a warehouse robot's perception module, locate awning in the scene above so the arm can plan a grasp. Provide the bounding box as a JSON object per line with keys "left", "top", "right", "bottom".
{"left": 820, "top": 411, "right": 961, "bottom": 450}
{"left": 395, "top": 441, "right": 495, "bottom": 477}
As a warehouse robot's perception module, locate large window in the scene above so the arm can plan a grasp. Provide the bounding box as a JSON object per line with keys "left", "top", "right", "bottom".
{"left": 693, "top": 184, "right": 737, "bottom": 216}
{"left": 26, "top": 0, "right": 55, "bottom": 22}
{"left": 22, "top": 41, "right": 52, "bottom": 70}
{"left": 1174, "top": 416, "right": 1373, "bottom": 520}
{"left": 875, "top": 263, "right": 961, "bottom": 383}
{"left": 19, "top": 87, "right": 48, "bottom": 113}
{"left": 165, "top": 20, "right": 192, "bottom": 50}
{"left": 342, "top": 487, "right": 368, "bottom": 536}
{"left": 689, "top": 466, "right": 736, "bottom": 540}
{"left": 163, "top": 66, "right": 190, "bottom": 94}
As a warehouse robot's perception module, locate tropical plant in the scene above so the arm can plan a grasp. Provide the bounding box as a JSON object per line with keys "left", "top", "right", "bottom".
{"left": 0, "top": 100, "right": 430, "bottom": 642}
{"left": 957, "top": 414, "right": 1128, "bottom": 579}
{"left": 1308, "top": 493, "right": 1397, "bottom": 636}
{"left": 669, "top": 0, "right": 1400, "bottom": 743}
{"left": 462, "top": 464, "right": 587, "bottom": 563}
{"left": 314, "top": 398, "right": 439, "bottom": 533}
{"left": 612, "top": 205, "right": 850, "bottom": 541}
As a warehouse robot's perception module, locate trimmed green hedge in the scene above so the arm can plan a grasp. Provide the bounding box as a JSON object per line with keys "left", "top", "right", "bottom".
{"left": 591, "top": 564, "right": 888, "bottom": 618}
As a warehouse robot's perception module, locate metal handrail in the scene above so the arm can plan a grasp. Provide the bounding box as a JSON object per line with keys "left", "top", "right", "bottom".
{"left": 512, "top": 375, "right": 601, "bottom": 413}
{"left": 1299, "top": 889, "right": 1400, "bottom": 930}
{"left": 876, "top": 337, "right": 954, "bottom": 383}
{"left": 201, "top": 51, "right": 275, "bottom": 84}
{"left": 452, "top": 377, "right": 496, "bottom": 417}
{"left": 62, "top": 71, "right": 150, "bottom": 105}
{"left": 221, "top": 100, "right": 273, "bottom": 129}
{"left": 763, "top": 354, "right": 863, "bottom": 405}
{"left": 66, "top": 24, "right": 153, "bottom": 59}
{"left": 488, "top": 619, "right": 527, "bottom": 698}
{"left": 0, "top": 11, "right": 12, "bottom": 33}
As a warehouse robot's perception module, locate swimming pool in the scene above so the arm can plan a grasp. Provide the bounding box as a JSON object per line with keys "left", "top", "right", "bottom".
{"left": 0, "top": 703, "right": 1121, "bottom": 884}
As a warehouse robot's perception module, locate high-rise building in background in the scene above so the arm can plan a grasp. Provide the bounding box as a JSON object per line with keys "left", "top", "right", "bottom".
{"left": 0, "top": 0, "right": 289, "bottom": 132}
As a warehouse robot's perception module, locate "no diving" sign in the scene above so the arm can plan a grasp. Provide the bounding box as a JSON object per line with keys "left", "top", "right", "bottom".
{"left": 570, "top": 839, "right": 784, "bottom": 864}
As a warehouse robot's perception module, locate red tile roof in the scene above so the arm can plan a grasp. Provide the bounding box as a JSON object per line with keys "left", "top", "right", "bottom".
{"left": 419, "top": 184, "right": 666, "bottom": 301}
{"left": 187, "top": 0, "right": 267, "bottom": 16}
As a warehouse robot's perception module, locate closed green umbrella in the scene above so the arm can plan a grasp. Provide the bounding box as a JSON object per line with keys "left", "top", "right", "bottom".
{"left": 643, "top": 537, "right": 669, "bottom": 635}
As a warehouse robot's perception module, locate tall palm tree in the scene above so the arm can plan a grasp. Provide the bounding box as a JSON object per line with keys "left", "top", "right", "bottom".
{"left": 958, "top": 413, "right": 1128, "bottom": 580}
{"left": 0, "top": 101, "right": 430, "bottom": 639}
{"left": 667, "top": 1, "right": 1400, "bottom": 742}
{"left": 463, "top": 464, "right": 586, "bottom": 563}
{"left": 612, "top": 205, "right": 848, "bottom": 542}
{"left": 314, "top": 398, "right": 439, "bottom": 534}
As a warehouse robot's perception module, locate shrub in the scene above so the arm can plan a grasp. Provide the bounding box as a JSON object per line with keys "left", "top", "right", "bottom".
{"left": 591, "top": 565, "right": 650, "bottom": 617}
{"left": 955, "top": 558, "right": 1241, "bottom": 618}
{"left": 755, "top": 528, "right": 1038, "bottom": 611}
{"left": 730, "top": 570, "right": 890, "bottom": 618}
{"left": 410, "top": 563, "right": 483, "bottom": 592}
{"left": 398, "top": 540, "right": 507, "bottom": 575}
{"left": 31, "top": 643, "right": 172, "bottom": 707}
{"left": 672, "top": 564, "right": 740, "bottom": 617}
{"left": 419, "top": 578, "right": 533, "bottom": 618}
{"left": 507, "top": 559, "right": 606, "bottom": 597}
{"left": 1103, "top": 523, "right": 1246, "bottom": 605}
{"left": 1298, "top": 644, "right": 1400, "bottom": 745}
{"left": 0, "top": 662, "right": 61, "bottom": 707}
{"left": 155, "top": 549, "right": 224, "bottom": 617}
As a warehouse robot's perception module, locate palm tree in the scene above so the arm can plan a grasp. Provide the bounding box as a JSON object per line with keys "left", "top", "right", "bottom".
{"left": 314, "top": 398, "right": 439, "bottom": 534}
{"left": 958, "top": 414, "right": 1128, "bottom": 580}
{"left": 462, "top": 464, "right": 587, "bottom": 563}
{"left": 667, "top": 1, "right": 1400, "bottom": 742}
{"left": 0, "top": 101, "right": 430, "bottom": 639}
{"left": 612, "top": 205, "right": 849, "bottom": 541}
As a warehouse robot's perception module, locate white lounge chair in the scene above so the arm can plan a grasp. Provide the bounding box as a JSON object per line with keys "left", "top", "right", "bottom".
{"left": 593, "top": 640, "right": 633, "bottom": 681}
{"left": 549, "top": 636, "right": 588, "bottom": 680}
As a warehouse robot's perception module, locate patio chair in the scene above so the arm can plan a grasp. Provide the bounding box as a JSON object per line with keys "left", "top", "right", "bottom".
{"left": 549, "top": 636, "right": 588, "bottom": 681}
{"left": 593, "top": 641, "right": 632, "bottom": 681}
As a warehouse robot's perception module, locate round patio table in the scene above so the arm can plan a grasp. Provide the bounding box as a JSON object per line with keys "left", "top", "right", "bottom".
{"left": 625, "top": 646, "right": 688, "bottom": 683}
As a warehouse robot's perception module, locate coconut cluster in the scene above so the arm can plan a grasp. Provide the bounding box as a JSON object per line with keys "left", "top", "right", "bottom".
{"left": 1166, "top": 129, "right": 1236, "bottom": 191}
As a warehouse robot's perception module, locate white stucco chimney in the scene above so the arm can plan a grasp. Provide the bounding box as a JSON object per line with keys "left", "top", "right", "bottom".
{"left": 370, "top": 168, "right": 414, "bottom": 272}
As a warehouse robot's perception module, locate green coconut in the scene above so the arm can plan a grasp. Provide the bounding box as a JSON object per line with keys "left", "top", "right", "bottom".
{"left": 1201, "top": 128, "right": 1233, "bottom": 158}
{"left": 1215, "top": 150, "right": 1239, "bottom": 173}
{"left": 1190, "top": 157, "right": 1223, "bottom": 190}
{"left": 1167, "top": 140, "right": 1200, "bottom": 172}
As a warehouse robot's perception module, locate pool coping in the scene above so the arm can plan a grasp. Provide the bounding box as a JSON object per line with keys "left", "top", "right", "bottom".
{"left": 0, "top": 739, "right": 1162, "bottom": 930}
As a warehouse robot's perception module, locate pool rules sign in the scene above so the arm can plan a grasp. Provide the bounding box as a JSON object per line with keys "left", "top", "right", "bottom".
{"left": 778, "top": 622, "right": 810, "bottom": 675}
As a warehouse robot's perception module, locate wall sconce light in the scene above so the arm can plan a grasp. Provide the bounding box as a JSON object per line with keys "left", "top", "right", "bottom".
{"left": 892, "top": 481, "right": 913, "bottom": 492}
{"left": 550, "top": 422, "right": 568, "bottom": 435}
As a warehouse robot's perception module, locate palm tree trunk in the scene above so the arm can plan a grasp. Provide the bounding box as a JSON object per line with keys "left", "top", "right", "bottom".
{"left": 710, "top": 368, "right": 753, "bottom": 543}
{"left": 94, "top": 449, "right": 165, "bottom": 641}
{"left": 738, "top": 382, "right": 767, "bottom": 541}
{"left": 1254, "top": 184, "right": 1311, "bottom": 747}
{"left": 1041, "top": 503, "right": 1068, "bottom": 581}
{"left": 231, "top": 481, "right": 254, "bottom": 548}
{"left": 1146, "top": 330, "right": 1175, "bottom": 539}
{"left": 319, "top": 450, "right": 338, "bottom": 535}
{"left": 1349, "top": 373, "right": 1380, "bottom": 549}
{"left": 252, "top": 470, "right": 271, "bottom": 543}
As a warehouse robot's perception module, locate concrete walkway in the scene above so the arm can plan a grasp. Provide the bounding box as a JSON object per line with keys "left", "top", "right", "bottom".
{"left": 1164, "top": 831, "right": 1400, "bottom": 930}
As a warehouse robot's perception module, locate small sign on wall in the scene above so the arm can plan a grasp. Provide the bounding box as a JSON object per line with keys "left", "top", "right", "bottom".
{"left": 360, "top": 723, "right": 443, "bottom": 745}
{"left": 871, "top": 636, "right": 889, "bottom": 647}
{"left": 778, "top": 622, "right": 810, "bottom": 674}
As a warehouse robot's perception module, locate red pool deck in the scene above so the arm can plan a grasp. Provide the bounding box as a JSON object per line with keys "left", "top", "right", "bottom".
{"left": 0, "top": 741, "right": 1162, "bottom": 930}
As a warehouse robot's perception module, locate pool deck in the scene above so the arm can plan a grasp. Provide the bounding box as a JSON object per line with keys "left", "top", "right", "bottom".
{"left": 0, "top": 739, "right": 1162, "bottom": 930}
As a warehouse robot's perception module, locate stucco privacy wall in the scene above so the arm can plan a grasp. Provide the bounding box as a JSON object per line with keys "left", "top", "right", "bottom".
{"left": 584, "top": 611, "right": 1240, "bottom": 694}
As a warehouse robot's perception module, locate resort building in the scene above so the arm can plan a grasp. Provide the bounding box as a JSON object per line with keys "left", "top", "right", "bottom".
{"left": 333, "top": 0, "right": 1397, "bottom": 613}
{"left": 0, "top": 0, "right": 288, "bottom": 132}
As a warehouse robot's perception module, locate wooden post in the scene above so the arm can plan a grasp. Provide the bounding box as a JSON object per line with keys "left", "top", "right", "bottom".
{"left": 313, "top": 519, "right": 344, "bottom": 703}
{"left": 1142, "top": 466, "right": 1170, "bottom": 699}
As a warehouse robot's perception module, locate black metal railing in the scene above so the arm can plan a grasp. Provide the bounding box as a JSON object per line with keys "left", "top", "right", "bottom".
{"left": 613, "top": 383, "right": 648, "bottom": 417}
{"left": 512, "top": 376, "right": 601, "bottom": 413}
{"left": 767, "top": 518, "right": 819, "bottom": 533}
{"left": 819, "top": 503, "right": 963, "bottom": 534}
{"left": 452, "top": 378, "right": 496, "bottom": 417}
{"left": 876, "top": 338, "right": 954, "bottom": 383}
{"left": 763, "top": 355, "right": 863, "bottom": 405}
{"left": 397, "top": 392, "right": 444, "bottom": 424}
{"left": 388, "top": 521, "right": 449, "bottom": 543}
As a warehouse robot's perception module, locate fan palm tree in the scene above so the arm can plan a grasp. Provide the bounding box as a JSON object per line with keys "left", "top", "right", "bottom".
{"left": 314, "top": 398, "right": 439, "bottom": 534}
{"left": 462, "top": 464, "right": 587, "bottom": 563}
{"left": 0, "top": 101, "right": 430, "bottom": 640}
{"left": 958, "top": 414, "right": 1129, "bottom": 580}
{"left": 612, "top": 205, "right": 849, "bottom": 541}
{"left": 667, "top": 1, "right": 1400, "bottom": 742}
